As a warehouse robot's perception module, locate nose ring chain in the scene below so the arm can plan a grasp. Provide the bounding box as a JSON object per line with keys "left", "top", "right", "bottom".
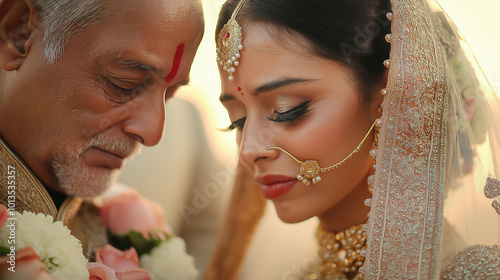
{"left": 267, "top": 121, "right": 376, "bottom": 185}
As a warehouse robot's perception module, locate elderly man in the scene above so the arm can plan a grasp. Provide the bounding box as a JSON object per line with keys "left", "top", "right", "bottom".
{"left": 0, "top": 0, "right": 204, "bottom": 259}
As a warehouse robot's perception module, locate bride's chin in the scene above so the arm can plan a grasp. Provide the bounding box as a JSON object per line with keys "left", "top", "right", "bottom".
{"left": 273, "top": 202, "right": 314, "bottom": 224}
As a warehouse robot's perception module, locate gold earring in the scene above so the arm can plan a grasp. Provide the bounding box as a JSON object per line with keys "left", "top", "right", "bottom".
{"left": 267, "top": 121, "right": 376, "bottom": 185}
{"left": 372, "top": 106, "right": 382, "bottom": 161}
{"left": 216, "top": 0, "right": 247, "bottom": 81}
{"left": 367, "top": 106, "right": 382, "bottom": 193}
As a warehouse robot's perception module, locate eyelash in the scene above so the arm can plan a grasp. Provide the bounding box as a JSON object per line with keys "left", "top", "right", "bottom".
{"left": 224, "top": 117, "right": 246, "bottom": 131}
{"left": 268, "top": 100, "right": 312, "bottom": 123}
{"left": 109, "top": 82, "right": 136, "bottom": 95}
{"left": 224, "top": 100, "right": 312, "bottom": 131}
{"left": 105, "top": 78, "right": 145, "bottom": 103}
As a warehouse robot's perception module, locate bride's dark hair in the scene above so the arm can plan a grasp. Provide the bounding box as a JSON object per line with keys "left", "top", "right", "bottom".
{"left": 216, "top": 0, "right": 391, "bottom": 100}
{"left": 206, "top": 1, "right": 391, "bottom": 279}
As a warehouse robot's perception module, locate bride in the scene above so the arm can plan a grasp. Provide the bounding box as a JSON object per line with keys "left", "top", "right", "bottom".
{"left": 205, "top": 0, "right": 500, "bottom": 278}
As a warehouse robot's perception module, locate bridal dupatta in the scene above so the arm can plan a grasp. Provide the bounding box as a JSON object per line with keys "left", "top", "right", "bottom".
{"left": 364, "top": 0, "right": 500, "bottom": 278}
{"left": 204, "top": 0, "right": 500, "bottom": 279}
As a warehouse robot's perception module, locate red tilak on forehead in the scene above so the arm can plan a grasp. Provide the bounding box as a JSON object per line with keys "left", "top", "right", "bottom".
{"left": 165, "top": 43, "right": 185, "bottom": 83}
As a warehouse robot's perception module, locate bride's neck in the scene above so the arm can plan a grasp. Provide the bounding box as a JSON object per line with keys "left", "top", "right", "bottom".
{"left": 317, "top": 170, "right": 372, "bottom": 232}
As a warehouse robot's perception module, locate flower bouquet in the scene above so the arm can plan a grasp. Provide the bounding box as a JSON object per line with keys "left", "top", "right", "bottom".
{"left": 0, "top": 185, "right": 198, "bottom": 280}
{"left": 98, "top": 185, "right": 199, "bottom": 280}
{"left": 0, "top": 205, "right": 89, "bottom": 280}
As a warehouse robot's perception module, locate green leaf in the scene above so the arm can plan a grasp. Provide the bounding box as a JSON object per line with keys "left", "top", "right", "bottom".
{"left": 0, "top": 246, "right": 10, "bottom": 256}
{"left": 107, "top": 229, "right": 170, "bottom": 257}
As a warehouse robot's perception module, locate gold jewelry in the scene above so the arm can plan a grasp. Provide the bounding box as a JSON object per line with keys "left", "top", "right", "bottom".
{"left": 216, "top": 0, "right": 247, "bottom": 81}
{"left": 374, "top": 106, "right": 382, "bottom": 150}
{"left": 267, "top": 121, "right": 376, "bottom": 185}
{"left": 371, "top": 106, "right": 382, "bottom": 156}
{"left": 310, "top": 224, "right": 366, "bottom": 280}
{"left": 367, "top": 106, "right": 382, "bottom": 194}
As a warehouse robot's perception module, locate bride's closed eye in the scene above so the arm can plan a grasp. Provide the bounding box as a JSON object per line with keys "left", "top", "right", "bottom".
{"left": 224, "top": 100, "right": 312, "bottom": 131}
{"left": 268, "top": 100, "right": 312, "bottom": 123}
{"left": 224, "top": 117, "right": 246, "bottom": 131}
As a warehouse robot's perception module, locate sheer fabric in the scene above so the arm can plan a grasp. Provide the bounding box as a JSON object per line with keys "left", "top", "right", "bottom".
{"left": 364, "top": 0, "right": 500, "bottom": 278}
{"left": 204, "top": 0, "right": 500, "bottom": 279}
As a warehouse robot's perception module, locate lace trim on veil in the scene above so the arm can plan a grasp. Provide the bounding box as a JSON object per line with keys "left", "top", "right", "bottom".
{"left": 364, "top": 0, "right": 449, "bottom": 278}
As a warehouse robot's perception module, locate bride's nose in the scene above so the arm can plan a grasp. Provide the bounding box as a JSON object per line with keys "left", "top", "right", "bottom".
{"left": 238, "top": 119, "right": 279, "bottom": 168}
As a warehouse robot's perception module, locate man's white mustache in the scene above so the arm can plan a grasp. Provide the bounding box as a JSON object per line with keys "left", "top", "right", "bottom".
{"left": 84, "top": 134, "right": 141, "bottom": 158}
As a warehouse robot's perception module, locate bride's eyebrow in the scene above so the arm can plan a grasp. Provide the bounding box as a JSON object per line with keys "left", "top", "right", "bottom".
{"left": 219, "top": 93, "right": 235, "bottom": 103}
{"left": 253, "top": 78, "right": 318, "bottom": 96}
{"left": 219, "top": 77, "right": 319, "bottom": 103}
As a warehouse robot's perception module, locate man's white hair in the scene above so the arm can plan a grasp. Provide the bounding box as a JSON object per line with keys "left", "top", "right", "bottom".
{"left": 31, "top": 0, "right": 105, "bottom": 63}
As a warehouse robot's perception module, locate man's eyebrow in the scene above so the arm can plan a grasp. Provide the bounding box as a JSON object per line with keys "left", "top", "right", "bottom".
{"left": 253, "top": 78, "right": 319, "bottom": 96}
{"left": 113, "top": 59, "right": 163, "bottom": 75}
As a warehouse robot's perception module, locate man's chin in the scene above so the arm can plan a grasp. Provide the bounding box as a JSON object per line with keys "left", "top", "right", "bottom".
{"left": 55, "top": 166, "right": 121, "bottom": 198}
{"left": 64, "top": 181, "right": 113, "bottom": 198}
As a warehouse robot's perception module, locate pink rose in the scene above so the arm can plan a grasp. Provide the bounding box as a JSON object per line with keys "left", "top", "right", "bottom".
{"left": 0, "top": 247, "right": 53, "bottom": 280}
{"left": 91, "top": 245, "right": 151, "bottom": 280}
{"left": 115, "top": 269, "right": 154, "bottom": 280}
{"left": 0, "top": 204, "right": 8, "bottom": 227}
{"left": 88, "top": 262, "right": 119, "bottom": 280}
{"left": 100, "top": 188, "right": 171, "bottom": 238}
{"left": 97, "top": 245, "right": 141, "bottom": 271}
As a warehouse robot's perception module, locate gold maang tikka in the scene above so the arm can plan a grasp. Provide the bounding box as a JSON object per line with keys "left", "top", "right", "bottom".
{"left": 267, "top": 121, "right": 377, "bottom": 185}
{"left": 216, "top": 0, "right": 247, "bottom": 81}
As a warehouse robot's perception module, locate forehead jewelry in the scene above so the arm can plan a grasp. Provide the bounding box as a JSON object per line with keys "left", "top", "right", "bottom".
{"left": 267, "top": 121, "right": 377, "bottom": 185}
{"left": 216, "top": 0, "right": 247, "bottom": 81}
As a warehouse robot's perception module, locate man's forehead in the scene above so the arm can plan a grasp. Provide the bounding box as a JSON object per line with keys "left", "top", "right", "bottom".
{"left": 89, "top": 0, "right": 202, "bottom": 66}
{"left": 96, "top": 0, "right": 204, "bottom": 49}
{"left": 104, "top": 0, "right": 203, "bottom": 23}
{"left": 107, "top": 46, "right": 192, "bottom": 85}
{"left": 59, "top": 0, "right": 204, "bottom": 86}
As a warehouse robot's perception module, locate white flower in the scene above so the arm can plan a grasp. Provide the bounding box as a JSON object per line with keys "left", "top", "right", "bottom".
{"left": 0, "top": 211, "right": 89, "bottom": 280}
{"left": 140, "top": 236, "right": 199, "bottom": 280}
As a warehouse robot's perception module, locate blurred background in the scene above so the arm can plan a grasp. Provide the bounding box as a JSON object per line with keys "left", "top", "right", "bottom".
{"left": 117, "top": 0, "right": 500, "bottom": 279}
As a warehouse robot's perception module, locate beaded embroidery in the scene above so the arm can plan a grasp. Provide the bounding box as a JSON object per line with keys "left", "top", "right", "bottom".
{"left": 484, "top": 175, "right": 500, "bottom": 199}
{"left": 363, "top": 0, "right": 450, "bottom": 278}
{"left": 441, "top": 245, "right": 500, "bottom": 278}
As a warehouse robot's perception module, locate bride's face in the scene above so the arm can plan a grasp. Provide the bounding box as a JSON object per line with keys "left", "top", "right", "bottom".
{"left": 220, "top": 24, "right": 381, "bottom": 228}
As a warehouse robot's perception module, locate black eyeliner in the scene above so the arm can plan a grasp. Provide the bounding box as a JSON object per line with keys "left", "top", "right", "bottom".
{"left": 268, "top": 100, "right": 312, "bottom": 123}
{"left": 224, "top": 117, "right": 246, "bottom": 131}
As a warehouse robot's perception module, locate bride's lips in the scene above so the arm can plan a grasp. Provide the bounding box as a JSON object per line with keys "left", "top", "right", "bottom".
{"left": 256, "top": 175, "right": 298, "bottom": 199}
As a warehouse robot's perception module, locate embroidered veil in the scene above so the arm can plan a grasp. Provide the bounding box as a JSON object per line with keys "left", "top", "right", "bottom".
{"left": 204, "top": 0, "right": 500, "bottom": 278}
{"left": 364, "top": 0, "right": 500, "bottom": 278}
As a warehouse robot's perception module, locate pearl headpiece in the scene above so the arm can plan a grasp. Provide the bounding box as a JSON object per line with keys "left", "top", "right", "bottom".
{"left": 216, "top": 0, "right": 247, "bottom": 81}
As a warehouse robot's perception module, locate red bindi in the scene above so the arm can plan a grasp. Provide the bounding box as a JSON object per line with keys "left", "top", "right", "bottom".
{"left": 165, "top": 43, "right": 185, "bottom": 83}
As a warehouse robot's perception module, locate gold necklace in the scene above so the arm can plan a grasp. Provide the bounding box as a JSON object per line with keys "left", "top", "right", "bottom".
{"left": 310, "top": 224, "right": 367, "bottom": 280}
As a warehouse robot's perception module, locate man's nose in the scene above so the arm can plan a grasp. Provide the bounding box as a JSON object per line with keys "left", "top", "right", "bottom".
{"left": 122, "top": 89, "right": 166, "bottom": 146}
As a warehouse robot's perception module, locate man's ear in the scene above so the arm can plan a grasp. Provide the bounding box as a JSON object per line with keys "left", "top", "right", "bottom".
{"left": 0, "top": 0, "right": 41, "bottom": 71}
